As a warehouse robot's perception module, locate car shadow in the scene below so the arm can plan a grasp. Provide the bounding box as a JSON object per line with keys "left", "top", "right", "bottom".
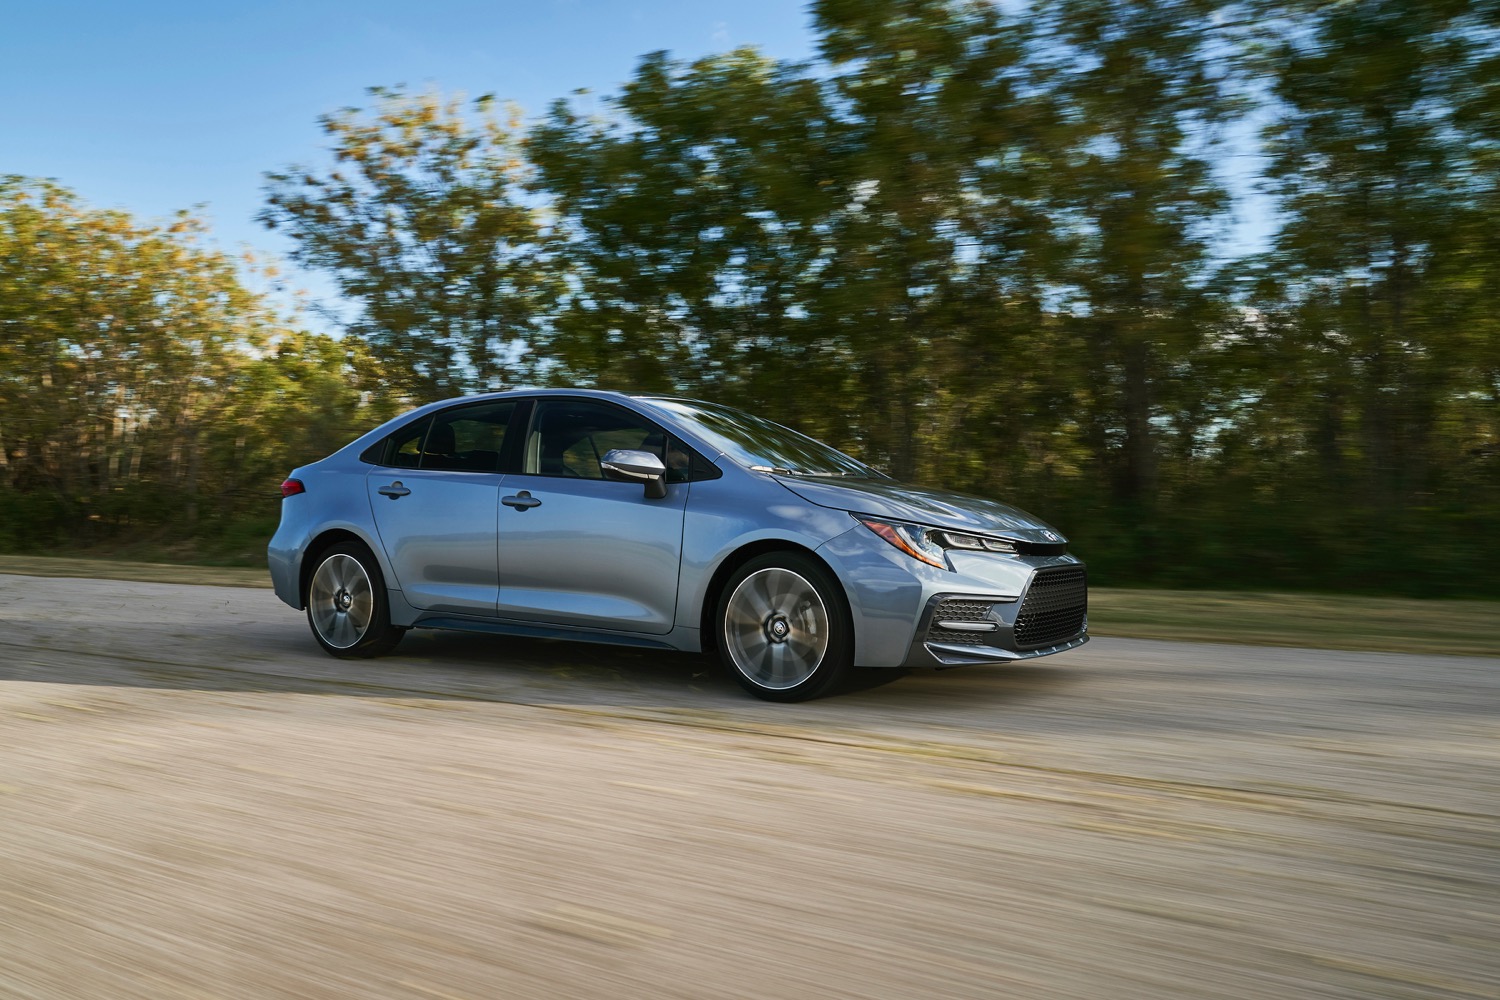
{"left": 1, "top": 616, "right": 1076, "bottom": 717}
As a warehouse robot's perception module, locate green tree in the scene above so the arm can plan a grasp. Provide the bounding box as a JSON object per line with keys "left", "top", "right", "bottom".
{"left": 1035, "top": 0, "right": 1241, "bottom": 522}
{"left": 261, "top": 87, "right": 558, "bottom": 402}
{"left": 0, "top": 177, "right": 293, "bottom": 546}
{"left": 811, "top": 0, "right": 1059, "bottom": 481}
{"left": 528, "top": 47, "right": 848, "bottom": 425}
{"left": 530, "top": 2, "right": 1066, "bottom": 485}
{"left": 1247, "top": 0, "right": 1500, "bottom": 587}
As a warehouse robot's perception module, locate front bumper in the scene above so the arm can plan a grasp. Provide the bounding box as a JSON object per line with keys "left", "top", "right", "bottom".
{"left": 904, "top": 561, "right": 1090, "bottom": 666}
{"left": 903, "top": 588, "right": 1089, "bottom": 667}
{"left": 817, "top": 523, "right": 1089, "bottom": 668}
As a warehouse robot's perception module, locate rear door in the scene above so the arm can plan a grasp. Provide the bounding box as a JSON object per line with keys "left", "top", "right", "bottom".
{"left": 366, "top": 400, "right": 517, "bottom": 615}
{"left": 495, "top": 398, "right": 687, "bottom": 634}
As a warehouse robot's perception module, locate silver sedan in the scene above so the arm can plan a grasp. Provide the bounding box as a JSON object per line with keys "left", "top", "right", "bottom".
{"left": 268, "top": 390, "right": 1088, "bottom": 701}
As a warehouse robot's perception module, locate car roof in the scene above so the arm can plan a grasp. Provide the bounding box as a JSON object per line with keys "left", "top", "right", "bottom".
{"left": 420, "top": 389, "right": 721, "bottom": 407}
{"left": 421, "top": 387, "right": 636, "bottom": 405}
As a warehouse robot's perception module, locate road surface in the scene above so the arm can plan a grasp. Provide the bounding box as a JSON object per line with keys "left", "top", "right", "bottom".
{"left": 1, "top": 573, "right": 1497, "bottom": 999}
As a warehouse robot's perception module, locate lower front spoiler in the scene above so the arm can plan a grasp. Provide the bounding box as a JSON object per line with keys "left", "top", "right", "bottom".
{"left": 904, "top": 633, "right": 1089, "bottom": 669}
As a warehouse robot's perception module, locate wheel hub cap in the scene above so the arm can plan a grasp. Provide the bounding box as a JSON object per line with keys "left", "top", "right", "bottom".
{"left": 767, "top": 614, "right": 791, "bottom": 643}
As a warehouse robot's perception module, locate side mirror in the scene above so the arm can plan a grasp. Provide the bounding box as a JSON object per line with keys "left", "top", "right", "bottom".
{"left": 601, "top": 449, "right": 669, "bottom": 499}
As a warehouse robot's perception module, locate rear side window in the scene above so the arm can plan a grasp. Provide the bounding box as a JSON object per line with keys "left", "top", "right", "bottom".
{"left": 386, "top": 418, "right": 429, "bottom": 469}
{"left": 363, "top": 402, "right": 517, "bottom": 473}
{"left": 421, "top": 402, "right": 515, "bottom": 473}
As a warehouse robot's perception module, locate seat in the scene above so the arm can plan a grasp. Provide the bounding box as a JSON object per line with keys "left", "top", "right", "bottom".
{"left": 539, "top": 436, "right": 579, "bottom": 477}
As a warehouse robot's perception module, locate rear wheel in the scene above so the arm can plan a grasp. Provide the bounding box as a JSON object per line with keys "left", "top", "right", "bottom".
{"left": 716, "top": 552, "right": 852, "bottom": 702}
{"left": 306, "top": 542, "right": 404, "bottom": 658}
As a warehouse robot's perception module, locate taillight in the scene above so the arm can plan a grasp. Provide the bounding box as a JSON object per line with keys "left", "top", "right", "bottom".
{"left": 280, "top": 478, "right": 306, "bottom": 498}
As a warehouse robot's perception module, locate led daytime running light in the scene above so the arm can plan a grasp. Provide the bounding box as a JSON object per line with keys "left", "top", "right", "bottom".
{"left": 935, "top": 530, "right": 1017, "bottom": 554}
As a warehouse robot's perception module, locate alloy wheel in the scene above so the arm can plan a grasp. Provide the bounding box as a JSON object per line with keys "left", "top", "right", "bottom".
{"left": 722, "top": 567, "right": 830, "bottom": 691}
{"left": 309, "top": 553, "right": 375, "bottom": 650}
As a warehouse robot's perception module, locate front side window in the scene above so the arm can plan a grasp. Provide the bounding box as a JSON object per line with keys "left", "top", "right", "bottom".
{"left": 525, "top": 400, "right": 663, "bottom": 480}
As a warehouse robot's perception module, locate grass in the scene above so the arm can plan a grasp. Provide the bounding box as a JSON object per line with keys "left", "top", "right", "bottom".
{"left": 1, "top": 554, "right": 1495, "bottom": 658}
{"left": 0, "top": 554, "right": 271, "bottom": 589}
{"left": 1089, "top": 588, "right": 1500, "bottom": 658}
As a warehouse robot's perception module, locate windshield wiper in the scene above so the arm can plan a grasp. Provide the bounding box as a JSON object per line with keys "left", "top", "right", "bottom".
{"left": 750, "top": 465, "right": 856, "bottom": 477}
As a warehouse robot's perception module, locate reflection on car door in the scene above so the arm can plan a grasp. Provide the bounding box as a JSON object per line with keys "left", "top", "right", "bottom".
{"left": 496, "top": 399, "right": 687, "bottom": 634}
{"left": 366, "top": 401, "right": 515, "bottom": 615}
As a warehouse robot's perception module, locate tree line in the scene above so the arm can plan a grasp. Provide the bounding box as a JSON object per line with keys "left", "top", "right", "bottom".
{"left": 3, "top": 0, "right": 1498, "bottom": 594}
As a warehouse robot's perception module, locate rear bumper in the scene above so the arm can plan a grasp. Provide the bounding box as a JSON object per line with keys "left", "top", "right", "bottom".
{"left": 267, "top": 521, "right": 304, "bottom": 609}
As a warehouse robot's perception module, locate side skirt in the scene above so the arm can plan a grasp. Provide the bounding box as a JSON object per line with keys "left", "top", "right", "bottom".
{"left": 387, "top": 589, "right": 705, "bottom": 654}
{"left": 413, "top": 615, "right": 681, "bottom": 651}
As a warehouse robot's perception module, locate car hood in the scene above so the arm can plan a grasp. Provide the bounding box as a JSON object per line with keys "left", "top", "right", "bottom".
{"left": 773, "top": 476, "right": 1067, "bottom": 543}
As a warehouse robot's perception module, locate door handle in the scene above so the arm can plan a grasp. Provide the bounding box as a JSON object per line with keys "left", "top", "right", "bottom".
{"left": 502, "top": 490, "right": 542, "bottom": 511}
{"left": 377, "top": 481, "right": 411, "bottom": 499}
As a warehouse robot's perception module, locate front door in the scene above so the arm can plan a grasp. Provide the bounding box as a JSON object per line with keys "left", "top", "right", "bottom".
{"left": 496, "top": 399, "right": 687, "bottom": 634}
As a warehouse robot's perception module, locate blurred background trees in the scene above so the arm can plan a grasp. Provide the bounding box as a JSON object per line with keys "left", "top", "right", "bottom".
{"left": 0, "top": 177, "right": 380, "bottom": 557}
{"left": 2, "top": 0, "right": 1497, "bottom": 593}
{"left": 261, "top": 89, "right": 558, "bottom": 400}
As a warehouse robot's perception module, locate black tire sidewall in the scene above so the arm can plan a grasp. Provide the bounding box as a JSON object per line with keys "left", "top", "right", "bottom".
{"left": 716, "top": 551, "right": 852, "bottom": 702}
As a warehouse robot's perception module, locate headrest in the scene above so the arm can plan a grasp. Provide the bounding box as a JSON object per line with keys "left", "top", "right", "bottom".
{"left": 425, "top": 422, "right": 456, "bottom": 454}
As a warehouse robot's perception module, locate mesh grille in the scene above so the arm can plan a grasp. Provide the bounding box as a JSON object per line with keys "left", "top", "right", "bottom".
{"left": 934, "top": 599, "right": 992, "bottom": 622}
{"left": 928, "top": 598, "right": 995, "bottom": 645}
{"left": 1014, "top": 567, "right": 1087, "bottom": 648}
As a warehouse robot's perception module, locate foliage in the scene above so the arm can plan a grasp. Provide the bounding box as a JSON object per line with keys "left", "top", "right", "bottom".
{"left": 261, "top": 87, "right": 558, "bottom": 402}
{"left": 0, "top": 177, "right": 383, "bottom": 557}
{"left": 2, "top": 0, "right": 1497, "bottom": 594}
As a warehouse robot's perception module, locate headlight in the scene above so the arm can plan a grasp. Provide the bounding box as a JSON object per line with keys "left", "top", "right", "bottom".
{"left": 931, "top": 530, "right": 1017, "bottom": 554}
{"left": 855, "top": 516, "right": 1018, "bottom": 570}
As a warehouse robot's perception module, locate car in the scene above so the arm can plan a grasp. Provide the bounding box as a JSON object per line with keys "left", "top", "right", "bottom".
{"left": 267, "top": 389, "right": 1088, "bottom": 701}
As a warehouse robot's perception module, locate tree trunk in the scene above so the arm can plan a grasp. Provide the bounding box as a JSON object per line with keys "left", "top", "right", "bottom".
{"left": 1120, "top": 335, "right": 1155, "bottom": 505}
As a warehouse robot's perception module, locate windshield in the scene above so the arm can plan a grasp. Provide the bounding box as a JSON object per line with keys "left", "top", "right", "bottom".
{"left": 645, "top": 398, "right": 887, "bottom": 479}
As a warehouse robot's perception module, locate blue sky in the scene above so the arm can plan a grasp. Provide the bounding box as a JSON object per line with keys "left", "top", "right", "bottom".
{"left": 2, "top": 0, "right": 818, "bottom": 321}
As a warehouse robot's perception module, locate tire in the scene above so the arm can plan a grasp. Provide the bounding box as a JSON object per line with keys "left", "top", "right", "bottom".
{"left": 715, "top": 551, "right": 852, "bottom": 702}
{"left": 305, "top": 542, "right": 405, "bottom": 659}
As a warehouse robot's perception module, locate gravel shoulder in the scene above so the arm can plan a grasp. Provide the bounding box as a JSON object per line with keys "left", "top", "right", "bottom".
{"left": 1, "top": 573, "right": 1497, "bottom": 999}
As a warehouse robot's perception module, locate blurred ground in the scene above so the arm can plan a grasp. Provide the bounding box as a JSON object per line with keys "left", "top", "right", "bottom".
{"left": 1, "top": 572, "right": 1497, "bottom": 1000}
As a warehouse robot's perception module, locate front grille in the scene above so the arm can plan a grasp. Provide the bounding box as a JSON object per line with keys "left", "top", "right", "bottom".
{"left": 928, "top": 598, "right": 994, "bottom": 645}
{"left": 1013, "top": 567, "right": 1087, "bottom": 648}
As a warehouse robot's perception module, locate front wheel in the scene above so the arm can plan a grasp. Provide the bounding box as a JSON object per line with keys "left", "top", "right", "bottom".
{"left": 715, "top": 552, "right": 852, "bottom": 702}
{"left": 306, "top": 542, "right": 404, "bottom": 658}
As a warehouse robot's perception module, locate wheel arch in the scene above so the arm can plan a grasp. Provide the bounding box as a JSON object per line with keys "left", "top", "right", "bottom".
{"left": 298, "top": 528, "right": 381, "bottom": 608}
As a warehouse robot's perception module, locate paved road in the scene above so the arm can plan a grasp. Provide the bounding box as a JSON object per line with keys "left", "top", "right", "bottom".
{"left": 1, "top": 573, "right": 1497, "bottom": 1000}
